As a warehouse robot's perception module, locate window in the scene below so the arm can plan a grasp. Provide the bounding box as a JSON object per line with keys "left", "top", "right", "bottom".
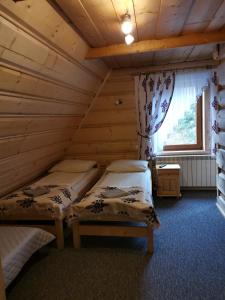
{"left": 163, "top": 96, "right": 203, "bottom": 151}
{"left": 153, "top": 69, "right": 210, "bottom": 153}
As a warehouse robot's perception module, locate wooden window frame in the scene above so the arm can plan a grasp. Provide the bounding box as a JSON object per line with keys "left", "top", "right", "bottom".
{"left": 163, "top": 97, "right": 203, "bottom": 151}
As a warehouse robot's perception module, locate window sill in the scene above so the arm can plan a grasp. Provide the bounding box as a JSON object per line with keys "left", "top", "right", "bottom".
{"left": 156, "top": 150, "right": 211, "bottom": 158}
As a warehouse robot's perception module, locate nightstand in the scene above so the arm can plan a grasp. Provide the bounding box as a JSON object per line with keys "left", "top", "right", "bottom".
{"left": 156, "top": 164, "right": 181, "bottom": 198}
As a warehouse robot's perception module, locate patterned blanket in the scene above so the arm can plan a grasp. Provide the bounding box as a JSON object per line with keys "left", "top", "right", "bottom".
{"left": 0, "top": 185, "right": 74, "bottom": 219}
{"left": 67, "top": 186, "right": 160, "bottom": 227}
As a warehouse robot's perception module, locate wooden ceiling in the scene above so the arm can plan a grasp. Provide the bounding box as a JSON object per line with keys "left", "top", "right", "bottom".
{"left": 52, "top": 0, "right": 225, "bottom": 68}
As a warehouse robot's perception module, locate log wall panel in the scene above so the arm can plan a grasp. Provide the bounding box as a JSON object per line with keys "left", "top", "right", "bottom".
{"left": 0, "top": 1, "right": 108, "bottom": 196}
{"left": 0, "top": 94, "right": 86, "bottom": 115}
{"left": 0, "top": 150, "right": 65, "bottom": 197}
{"left": 72, "top": 124, "right": 137, "bottom": 143}
{"left": 67, "top": 71, "right": 138, "bottom": 166}
{"left": 82, "top": 109, "right": 137, "bottom": 127}
{"left": 68, "top": 141, "right": 138, "bottom": 155}
{"left": 0, "top": 142, "right": 67, "bottom": 176}
{"left": 93, "top": 94, "right": 135, "bottom": 111}
{"left": 0, "top": 128, "right": 73, "bottom": 160}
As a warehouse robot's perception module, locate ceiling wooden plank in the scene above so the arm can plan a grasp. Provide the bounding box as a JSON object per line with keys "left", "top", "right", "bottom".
{"left": 80, "top": 0, "right": 124, "bottom": 45}
{"left": 206, "top": 0, "right": 225, "bottom": 31}
{"left": 182, "top": 0, "right": 224, "bottom": 33}
{"left": 153, "top": 49, "right": 175, "bottom": 64}
{"left": 168, "top": 46, "right": 194, "bottom": 63}
{"left": 186, "top": 44, "right": 214, "bottom": 61}
{"left": 156, "top": 0, "right": 194, "bottom": 38}
{"left": 112, "top": 59, "right": 219, "bottom": 76}
{"left": 55, "top": 0, "right": 106, "bottom": 47}
{"left": 130, "top": 52, "right": 154, "bottom": 68}
{"left": 114, "top": 55, "right": 133, "bottom": 68}
{"left": 102, "top": 57, "right": 120, "bottom": 69}
{"left": 86, "top": 30, "right": 225, "bottom": 59}
{"left": 110, "top": 0, "right": 138, "bottom": 42}
{"left": 132, "top": 0, "right": 160, "bottom": 40}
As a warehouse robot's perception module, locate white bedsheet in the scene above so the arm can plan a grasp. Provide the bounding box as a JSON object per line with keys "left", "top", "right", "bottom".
{"left": 67, "top": 169, "right": 159, "bottom": 226}
{"left": 0, "top": 168, "right": 100, "bottom": 219}
{"left": 97, "top": 169, "right": 152, "bottom": 195}
{"left": 0, "top": 226, "right": 54, "bottom": 287}
{"left": 32, "top": 171, "right": 92, "bottom": 188}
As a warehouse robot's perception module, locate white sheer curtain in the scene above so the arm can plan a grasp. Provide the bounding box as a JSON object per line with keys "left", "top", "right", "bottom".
{"left": 153, "top": 69, "right": 211, "bottom": 154}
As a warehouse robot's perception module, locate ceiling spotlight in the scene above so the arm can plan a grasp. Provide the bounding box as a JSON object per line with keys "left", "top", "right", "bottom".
{"left": 125, "top": 34, "right": 134, "bottom": 45}
{"left": 121, "top": 13, "right": 133, "bottom": 35}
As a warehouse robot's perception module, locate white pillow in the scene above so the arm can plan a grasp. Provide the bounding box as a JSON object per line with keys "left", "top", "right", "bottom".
{"left": 49, "top": 159, "right": 97, "bottom": 173}
{"left": 106, "top": 160, "right": 148, "bottom": 172}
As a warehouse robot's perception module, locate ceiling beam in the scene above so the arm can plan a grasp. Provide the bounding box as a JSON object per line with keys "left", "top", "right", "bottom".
{"left": 86, "top": 30, "right": 225, "bottom": 59}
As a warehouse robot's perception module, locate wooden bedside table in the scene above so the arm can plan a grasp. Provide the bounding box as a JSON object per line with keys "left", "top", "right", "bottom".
{"left": 156, "top": 164, "right": 181, "bottom": 198}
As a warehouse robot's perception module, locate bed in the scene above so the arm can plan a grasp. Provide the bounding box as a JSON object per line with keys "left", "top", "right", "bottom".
{"left": 0, "top": 160, "right": 101, "bottom": 249}
{"left": 0, "top": 226, "right": 54, "bottom": 290}
{"left": 67, "top": 160, "right": 160, "bottom": 253}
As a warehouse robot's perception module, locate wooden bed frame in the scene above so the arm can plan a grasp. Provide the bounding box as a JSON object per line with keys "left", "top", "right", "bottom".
{"left": 0, "top": 169, "right": 101, "bottom": 250}
{"left": 72, "top": 164, "right": 155, "bottom": 254}
{"left": 72, "top": 217, "right": 154, "bottom": 254}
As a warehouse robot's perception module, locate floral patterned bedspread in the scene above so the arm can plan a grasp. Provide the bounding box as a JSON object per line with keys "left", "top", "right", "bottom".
{"left": 67, "top": 186, "right": 160, "bottom": 227}
{"left": 0, "top": 185, "right": 74, "bottom": 219}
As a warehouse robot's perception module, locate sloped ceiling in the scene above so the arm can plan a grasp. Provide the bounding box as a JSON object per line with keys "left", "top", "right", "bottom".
{"left": 53, "top": 0, "right": 225, "bottom": 68}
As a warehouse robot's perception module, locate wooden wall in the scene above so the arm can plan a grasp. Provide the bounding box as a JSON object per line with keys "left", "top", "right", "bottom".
{"left": 67, "top": 61, "right": 223, "bottom": 167}
{"left": 0, "top": 0, "right": 108, "bottom": 196}
{"left": 66, "top": 70, "right": 138, "bottom": 166}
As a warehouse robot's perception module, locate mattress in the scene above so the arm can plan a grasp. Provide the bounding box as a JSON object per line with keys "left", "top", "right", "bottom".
{"left": 0, "top": 168, "right": 99, "bottom": 220}
{"left": 98, "top": 169, "right": 152, "bottom": 195}
{"left": 67, "top": 169, "right": 159, "bottom": 227}
{"left": 0, "top": 226, "right": 54, "bottom": 287}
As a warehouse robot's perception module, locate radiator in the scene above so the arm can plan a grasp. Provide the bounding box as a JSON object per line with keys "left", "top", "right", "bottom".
{"left": 156, "top": 155, "right": 216, "bottom": 188}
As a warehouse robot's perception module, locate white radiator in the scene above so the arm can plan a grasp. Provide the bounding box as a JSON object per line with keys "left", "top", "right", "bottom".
{"left": 156, "top": 155, "right": 216, "bottom": 188}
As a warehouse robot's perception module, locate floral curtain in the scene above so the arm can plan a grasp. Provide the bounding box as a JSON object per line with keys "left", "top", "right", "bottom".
{"left": 135, "top": 71, "right": 175, "bottom": 160}
{"left": 210, "top": 71, "right": 219, "bottom": 156}
{"left": 153, "top": 69, "right": 211, "bottom": 153}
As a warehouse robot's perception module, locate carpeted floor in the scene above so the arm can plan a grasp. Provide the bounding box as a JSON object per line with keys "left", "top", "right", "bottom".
{"left": 6, "top": 191, "right": 225, "bottom": 300}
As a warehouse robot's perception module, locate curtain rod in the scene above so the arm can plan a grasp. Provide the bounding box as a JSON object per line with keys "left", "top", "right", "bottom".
{"left": 130, "top": 60, "right": 219, "bottom": 76}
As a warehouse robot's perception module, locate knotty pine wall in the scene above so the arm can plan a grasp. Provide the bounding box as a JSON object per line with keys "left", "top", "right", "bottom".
{"left": 0, "top": 0, "right": 108, "bottom": 196}
{"left": 66, "top": 70, "right": 139, "bottom": 166}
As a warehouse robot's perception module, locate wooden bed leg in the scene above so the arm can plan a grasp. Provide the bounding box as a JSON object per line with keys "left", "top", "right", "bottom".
{"left": 73, "top": 221, "right": 80, "bottom": 249}
{"left": 147, "top": 226, "right": 153, "bottom": 254}
{"left": 55, "top": 219, "right": 64, "bottom": 250}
